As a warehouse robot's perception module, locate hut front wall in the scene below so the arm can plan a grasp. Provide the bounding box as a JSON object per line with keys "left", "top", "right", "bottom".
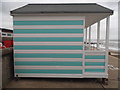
{"left": 13, "top": 15, "right": 85, "bottom": 78}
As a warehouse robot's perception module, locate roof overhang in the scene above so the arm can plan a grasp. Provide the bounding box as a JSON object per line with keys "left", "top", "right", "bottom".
{"left": 10, "top": 3, "right": 113, "bottom": 27}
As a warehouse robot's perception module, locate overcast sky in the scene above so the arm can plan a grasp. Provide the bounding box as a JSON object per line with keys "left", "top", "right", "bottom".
{"left": 0, "top": 0, "right": 119, "bottom": 40}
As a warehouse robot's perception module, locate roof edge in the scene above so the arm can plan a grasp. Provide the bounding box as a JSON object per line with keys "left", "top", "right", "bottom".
{"left": 27, "top": 3, "right": 98, "bottom": 5}
{"left": 11, "top": 12, "right": 113, "bottom": 16}
{"left": 10, "top": 3, "right": 114, "bottom": 16}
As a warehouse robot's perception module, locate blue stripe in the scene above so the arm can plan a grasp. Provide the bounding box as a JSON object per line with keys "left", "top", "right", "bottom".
{"left": 85, "top": 55, "right": 105, "bottom": 59}
{"left": 15, "top": 61, "right": 82, "bottom": 66}
{"left": 14, "top": 37, "right": 83, "bottom": 42}
{"left": 85, "top": 62, "right": 105, "bottom": 66}
{"left": 13, "top": 20, "right": 84, "bottom": 25}
{"left": 14, "top": 29, "right": 83, "bottom": 33}
{"left": 15, "top": 69, "right": 82, "bottom": 74}
{"left": 85, "top": 69, "right": 105, "bottom": 72}
{"left": 14, "top": 45, "right": 83, "bottom": 50}
{"left": 15, "top": 53, "right": 83, "bottom": 58}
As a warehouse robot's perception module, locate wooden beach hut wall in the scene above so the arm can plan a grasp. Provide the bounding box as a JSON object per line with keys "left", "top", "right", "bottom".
{"left": 11, "top": 3, "right": 113, "bottom": 81}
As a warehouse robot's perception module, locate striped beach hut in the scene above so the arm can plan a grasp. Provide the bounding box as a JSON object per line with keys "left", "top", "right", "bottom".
{"left": 11, "top": 3, "right": 113, "bottom": 83}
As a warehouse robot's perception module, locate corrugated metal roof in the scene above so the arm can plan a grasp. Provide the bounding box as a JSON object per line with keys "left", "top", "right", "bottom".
{"left": 11, "top": 3, "right": 113, "bottom": 15}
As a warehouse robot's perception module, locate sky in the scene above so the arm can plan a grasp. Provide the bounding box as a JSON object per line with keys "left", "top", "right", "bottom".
{"left": 0, "top": 0, "right": 119, "bottom": 40}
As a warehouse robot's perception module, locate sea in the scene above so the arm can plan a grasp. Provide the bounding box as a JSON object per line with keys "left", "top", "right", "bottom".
{"left": 91, "top": 39, "right": 120, "bottom": 52}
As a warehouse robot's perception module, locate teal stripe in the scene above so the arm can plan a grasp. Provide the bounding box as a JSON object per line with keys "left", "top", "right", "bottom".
{"left": 14, "top": 29, "right": 83, "bottom": 33}
{"left": 14, "top": 37, "right": 83, "bottom": 42}
{"left": 15, "top": 69, "right": 82, "bottom": 74}
{"left": 14, "top": 45, "right": 83, "bottom": 50}
{"left": 85, "top": 62, "right": 105, "bottom": 66}
{"left": 13, "top": 20, "right": 84, "bottom": 25}
{"left": 85, "top": 55, "right": 105, "bottom": 59}
{"left": 85, "top": 69, "right": 105, "bottom": 72}
{"left": 15, "top": 61, "right": 82, "bottom": 66}
{"left": 15, "top": 53, "right": 83, "bottom": 58}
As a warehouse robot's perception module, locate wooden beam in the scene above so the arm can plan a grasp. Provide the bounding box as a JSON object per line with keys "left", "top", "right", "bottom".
{"left": 89, "top": 26, "right": 91, "bottom": 50}
{"left": 97, "top": 21, "right": 100, "bottom": 49}
{"left": 85, "top": 28, "right": 88, "bottom": 45}
{"left": 105, "top": 16, "right": 110, "bottom": 75}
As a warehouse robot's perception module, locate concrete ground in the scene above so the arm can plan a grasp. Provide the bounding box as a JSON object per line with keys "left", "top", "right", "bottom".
{"left": 0, "top": 57, "right": 2, "bottom": 89}
{"left": 4, "top": 55, "right": 119, "bottom": 89}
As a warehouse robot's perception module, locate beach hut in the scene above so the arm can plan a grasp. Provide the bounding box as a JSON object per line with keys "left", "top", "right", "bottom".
{"left": 11, "top": 3, "right": 113, "bottom": 84}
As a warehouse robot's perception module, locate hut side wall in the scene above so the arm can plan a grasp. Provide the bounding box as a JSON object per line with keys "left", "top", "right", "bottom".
{"left": 13, "top": 15, "right": 107, "bottom": 78}
{"left": 13, "top": 15, "right": 85, "bottom": 78}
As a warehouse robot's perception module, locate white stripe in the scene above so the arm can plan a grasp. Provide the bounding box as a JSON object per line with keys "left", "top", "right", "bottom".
{"left": 15, "top": 74, "right": 82, "bottom": 78}
{"left": 14, "top": 34, "right": 83, "bottom": 37}
{"left": 14, "top": 25, "right": 84, "bottom": 29}
{"left": 84, "top": 59, "right": 105, "bottom": 62}
{"left": 85, "top": 66, "right": 105, "bottom": 69}
{"left": 15, "top": 58, "right": 83, "bottom": 61}
{"left": 15, "top": 66, "right": 83, "bottom": 70}
{"left": 13, "top": 16, "right": 85, "bottom": 21}
{"left": 14, "top": 42, "right": 83, "bottom": 45}
{"left": 85, "top": 52, "right": 106, "bottom": 55}
{"left": 14, "top": 73, "right": 107, "bottom": 78}
{"left": 85, "top": 50, "right": 106, "bottom": 53}
{"left": 83, "top": 75, "right": 107, "bottom": 78}
{"left": 84, "top": 73, "right": 106, "bottom": 75}
{"left": 14, "top": 50, "right": 83, "bottom": 54}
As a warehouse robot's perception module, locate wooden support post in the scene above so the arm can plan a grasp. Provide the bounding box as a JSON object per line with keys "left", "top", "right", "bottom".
{"left": 105, "top": 16, "right": 110, "bottom": 75}
{"left": 85, "top": 28, "right": 88, "bottom": 45}
{"left": 89, "top": 26, "right": 91, "bottom": 50}
{"left": 97, "top": 21, "right": 100, "bottom": 50}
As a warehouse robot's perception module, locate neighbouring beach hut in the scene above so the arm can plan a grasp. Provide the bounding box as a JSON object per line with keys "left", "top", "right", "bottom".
{"left": 11, "top": 3, "right": 113, "bottom": 84}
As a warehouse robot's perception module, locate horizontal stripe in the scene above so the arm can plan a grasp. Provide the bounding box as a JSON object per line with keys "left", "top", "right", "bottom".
{"left": 14, "top": 29, "right": 83, "bottom": 33}
{"left": 14, "top": 46, "right": 83, "bottom": 50}
{"left": 15, "top": 61, "right": 82, "bottom": 66}
{"left": 85, "top": 50, "right": 106, "bottom": 52}
{"left": 15, "top": 58, "right": 83, "bottom": 61}
{"left": 13, "top": 16, "right": 85, "bottom": 21}
{"left": 15, "top": 66, "right": 104, "bottom": 70}
{"left": 85, "top": 55, "right": 105, "bottom": 59}
{"left": 85, "top": 66, "right": 105, "bottom": 69}
{"left": 15, "top": 66, "right": 105, "bottom": 70}
{"left": 85, "top": 69, "right": 105, "bottom": 72}
{"left": 84, "top": 72, "right": 106, "bottom": 75}
{"left": 85, "top": 52, "right": 106, "bottom": 55}
{"left": 15, "top": 74, "right": 82, "bottom": 77}
{"left": 14, "top": 37, "right": 83, "bottom": 42}
{"left": 15, "top": 53, "right": 83, "bottom": 58}
{"left": 14, "top": 25, "right": 84, "bottom": 29}
{"left": 85, "top": 62, "right": 105, "bottom": 66}
{"left": 14, "top": 50, "right": 83, "bottom": 54}
{"left": 15, "top": 69, "right": 82, "bottom": 74}
{"left": 14, "top": 34, "right": 84, "bottom": 37}
{"left": 13, "top": 20, "right": 84, "bottom": 25}
{"left": 15, "top": 66, "right": 83, "bottom": 70}
{"left": 84, "top": 59, "right": 105, "bottom": 62}
{"left": 14, "top": 42, "right": 83, "bottom": 45}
